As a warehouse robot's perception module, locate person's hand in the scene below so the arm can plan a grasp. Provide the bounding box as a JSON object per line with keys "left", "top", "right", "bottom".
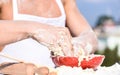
{"left": 35, "top": 66, "right": 57, "bottom": 75}
{"left": 72, "top": 29, "right": 98, "bottom": 56}
{"left": 0, "top": 62, "right": 57, "bottom": 75}
{"left": 32, "top": 26, "right": 73, "bottom": 56}
{"left": 0, "top": 63, "right": 36, "bottom": 75}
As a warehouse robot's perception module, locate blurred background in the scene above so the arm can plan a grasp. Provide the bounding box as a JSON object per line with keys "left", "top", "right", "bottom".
{"left": 76, "top": 0, "right": 120, "bottom": 67}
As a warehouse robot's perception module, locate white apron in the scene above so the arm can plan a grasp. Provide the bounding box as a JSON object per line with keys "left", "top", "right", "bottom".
{"left": 0, "top": 0, "right": 66, "bottom": 67}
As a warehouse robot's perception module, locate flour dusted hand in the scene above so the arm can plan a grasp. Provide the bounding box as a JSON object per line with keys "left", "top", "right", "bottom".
{"left": 32, "top": 26, "right": 73, "bottom": 56}
{"left": 72, "top": 29, "right": 98, "bottom": 56}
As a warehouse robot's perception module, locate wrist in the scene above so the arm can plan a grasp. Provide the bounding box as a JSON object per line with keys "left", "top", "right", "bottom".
{"left": 26, "top": 21, "right": 51, "bottom": 38}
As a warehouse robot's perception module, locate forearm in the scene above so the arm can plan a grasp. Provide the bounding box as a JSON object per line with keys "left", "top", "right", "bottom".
{"left": 64, "top": 0, "right": 91, "bottom": 37}
{"left": 0, "top": 20, "right": 48, "bottom": 45}
{"left": 67, "top": 12, "right": 91, "bottom": 37}
{"left": 0, "top": 21, "right": 27, "bottom": 45}
{"left": 63, "top": 0, "right": 98, "bottom": 54}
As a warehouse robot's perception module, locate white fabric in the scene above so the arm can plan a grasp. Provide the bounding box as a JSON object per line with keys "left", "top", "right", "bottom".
{"left": 0, "top": 0, "right": 66, "bottom": 67}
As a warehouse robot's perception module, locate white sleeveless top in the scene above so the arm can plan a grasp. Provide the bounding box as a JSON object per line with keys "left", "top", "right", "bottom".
{"left": 0, "top": 0, "right": 66, "bottom": 67}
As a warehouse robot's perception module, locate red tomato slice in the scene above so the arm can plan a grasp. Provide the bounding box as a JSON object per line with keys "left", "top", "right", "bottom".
{"left": 80, "top": 55, "right": 105, "bottom": 69}
{"left": 59, "top": 57, "right": 78, "bottom": 67}
{"left": 52, "top": 56, "right": 78, "bottom": 67}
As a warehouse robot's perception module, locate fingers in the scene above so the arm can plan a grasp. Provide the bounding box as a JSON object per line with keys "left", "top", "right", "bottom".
{"left": 26, "top": 63, "right": 37, "bottom": 75}
{"left": 35, "top": 67, "right": 49, "bottom": 75}
{"left": 48, "top": 72, "right": 57, "bottom": 75}
{"left": 0, "top": 63, "right": 36, "bottom": 75}
{"left": 35, "top": 67, "right": 57, "bottom": 75}
{"left": 57, "top": 29, "right": 73, "bottom": 56}
{"left": 58, "top": 36, "right": 73, "bottom": 56}
{"left": 72, "top": 38, "right": 85, "bottom": 56}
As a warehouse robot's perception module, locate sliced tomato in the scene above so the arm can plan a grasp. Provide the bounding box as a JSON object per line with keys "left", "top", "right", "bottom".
{"left": 51, "top": 56, "right": 78, "bottom": 67}
{"left": 59, "top": 57, "right": 78, "bottom": 67}
{"left": 51, "top": 55, "right": 105, "bottom": 69}
{"left": 80, "top": 55, "right": 105, "bottom": 69}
